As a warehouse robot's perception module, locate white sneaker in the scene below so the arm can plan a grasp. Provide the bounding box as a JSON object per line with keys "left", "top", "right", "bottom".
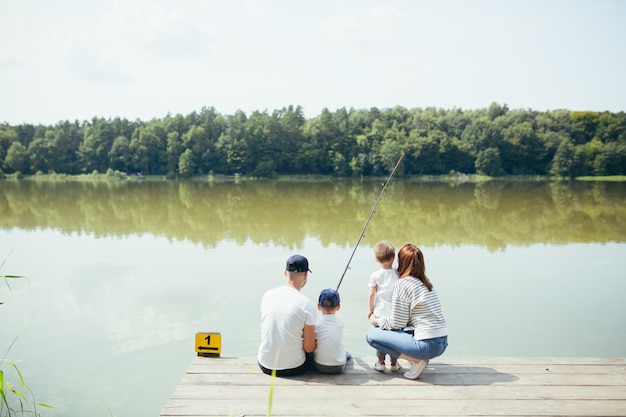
{"left": 404, "top": 360, "right": 428, "bottom": 379}
{"left": 373, "top": 361, "right": 386, "bottom": 372}
{"left": 390, "top": 363, "right": 401, "bottom": 372}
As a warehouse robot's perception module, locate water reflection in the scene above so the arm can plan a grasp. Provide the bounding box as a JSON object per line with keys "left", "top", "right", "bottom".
{"left": 2, "top": 179, "right": 625, "bottom": 417}
{"left": 1, "top": 179, "right": 625, "bottom": 250}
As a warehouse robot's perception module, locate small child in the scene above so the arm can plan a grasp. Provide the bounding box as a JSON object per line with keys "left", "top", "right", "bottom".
{"left": 368, "top": 241, "right": 400, "bottom": 372}
{"left": 314, "top": 288, "right": 351, "bottom": 374}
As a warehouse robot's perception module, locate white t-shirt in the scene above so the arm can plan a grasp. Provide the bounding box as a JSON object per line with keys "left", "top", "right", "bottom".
{"left": 257, "top": 285, "right": 317, "bottom": 370}
{"left": 368, "top": 267, "right": 399, "bottom": 317}
{"left": 314, "top": 314, "right": 347, "bottom": 366}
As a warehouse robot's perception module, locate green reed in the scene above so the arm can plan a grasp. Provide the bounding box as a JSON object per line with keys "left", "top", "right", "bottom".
{"left": 1, "top": 251, "right": 53, "bottom": 416}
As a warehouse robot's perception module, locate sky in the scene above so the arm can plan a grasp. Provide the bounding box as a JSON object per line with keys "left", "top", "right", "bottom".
{"left": 1, "top": 0, "right": 625, "bottom": 126}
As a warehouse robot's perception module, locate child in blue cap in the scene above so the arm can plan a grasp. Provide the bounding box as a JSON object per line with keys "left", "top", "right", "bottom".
{"left": 314, "top": 288, "right": 351, "bottom": 374}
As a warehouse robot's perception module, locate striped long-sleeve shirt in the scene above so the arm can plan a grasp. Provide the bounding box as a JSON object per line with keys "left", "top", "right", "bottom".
{"left": 378, "top": 276, "right": 448, "bottom": 341}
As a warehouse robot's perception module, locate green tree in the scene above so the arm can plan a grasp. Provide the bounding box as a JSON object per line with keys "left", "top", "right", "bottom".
{"left": 243, "top": 111, "right": 271, "bottom": 175}
{"left": 584, "top": 138, "right": 604, "bottom": 171}
{"left": 594, "top": 112, "right": 621, "bottom": 143}
{"left": 163, "top": 113, "right": 190, "bottom": 137}
{"left": 165, "top": 132, "right": 183, "bottom": 175}
{"left": 570, "top": 111, "right": 599, "bottom": 145}
{"left": 330, "top": 151, "right": 348, "bottom": 176}
{"left": 14, "top": 124, "right": 35, "bottom": 148}
{"left": 0, "top": 126, "right": 18, "bottom": 164}
{"left": 182, "top": 125, "right": 209, "bottom": 174}
{"left": 77, "top": 118, "right": 116, "bottom": 173}
{"left": 572, "top": 145, "right": 590, "bottom": 176}
{"left": 382, "top": 106, "right": 411, "bottom": 135}
{"left": 378, "top": 126, "right": 407, "bottom": 175}
{"left": 216, "top": 110, "right": 248, "bottom": 174}
{"left": 109, "top": 136, "right": 131, "bottom": 172}
{"left": 600, "top": 142, "right": 626, "bottom": 175}
{"left": 501, "top": 122, "right": 546, "bottom": 174}
{"left": 311, "top": 108, "right": 338, "bottom": 174}
{"left": 329, "top": 107, "right": 353, "bottom": 162}
{"left": 461, "top": 116, "right": 502, "bottom": 156}
{"left": 440, "top": 108, "right": 470, "bottom": 139}
{"left": 49, "top": 121, "right": 82, "bottom": 174}
{"left": 475, "top": 147, "right": 503, "bottom": 176}
{"left": 130, "top": 122, "right": 165, "bottom": 174}
{"left": 539, "top": 130, "right": 568, "bottom": 166}
{"left": 300, "top": 115, "right": 331, "bottom": 174}
{"left": 551, "top": 140, "right": 589, "bottom": 177}
{"left": 439, "top": 134, "right": 473, "bottom": 173}
{"left": 409, "top": 107, "right": 439, "bottom": 137}
{"left": 4, "top": 142, "right": 29, "bottom": 173}
{"left": 253, "top": 158, "right": 277, "bottom": 178}
{"left": 379, "top": 138, "right": 404, "bottom": 176}
{"left": 77, "top": 126, "right": 101, "bottom": 173}
{"left": 364, "top": 118, "right": 387, "bottom": 175}
{"left": 178, "top": 148, "right": 196, "bottom": 177}
{"left": 27, "top": 138, "right": 51, "bottom": 173}
{"left": 550, "top": 139, "right": 575, "bottom": 177}
{"left": 487, "top": 102, "right": 509, "bottom": 121}
{"left": 409, "top": 132, "right": 443, "bottom": 174}
{"left": 197, "top": 107, "right": 226, "bottom": 171}
{"left": 349, "top": 152, "right": 368, "bottom": 177}
{"left": 277, "top": 105, "right": 306, "bottom": 172}
{"left": 592, "top": 153, "right": 607, "bottom": 175}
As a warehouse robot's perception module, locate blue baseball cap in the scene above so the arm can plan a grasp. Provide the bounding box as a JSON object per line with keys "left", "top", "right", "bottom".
{"left": 285, "top": 254, "right": 311, "bottom": 273}
{"left": 318, "top": 288, "right": 340, "bottom": 308}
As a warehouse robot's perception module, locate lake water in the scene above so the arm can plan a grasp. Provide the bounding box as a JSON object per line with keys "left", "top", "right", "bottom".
{"left": 1, "top": 178, "right": 625, "bottom": 417}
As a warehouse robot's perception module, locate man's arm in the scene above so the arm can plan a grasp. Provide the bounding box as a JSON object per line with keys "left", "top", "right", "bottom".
{"left": 303, "top": 324, "right": 316, "bottom": 352}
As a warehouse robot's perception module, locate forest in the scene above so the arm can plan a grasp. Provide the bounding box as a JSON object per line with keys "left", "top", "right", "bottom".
{"left": 1, "top": 103, "right": 625, "bottom": 178}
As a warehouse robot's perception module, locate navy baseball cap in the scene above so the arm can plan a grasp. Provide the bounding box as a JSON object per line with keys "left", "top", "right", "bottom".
{"left": 318, "top": 288, "right": 340, "bottom": 308}
{"left": 285, "top": 254, "right": 311, "bottom": 273}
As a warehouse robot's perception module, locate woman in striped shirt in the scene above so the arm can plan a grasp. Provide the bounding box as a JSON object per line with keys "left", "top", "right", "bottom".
{"left": 366, "top": 243, "right": 448, "bottom": 379}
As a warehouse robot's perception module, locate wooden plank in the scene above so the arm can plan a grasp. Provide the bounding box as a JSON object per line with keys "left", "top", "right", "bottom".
{"left": 187, "top": 362, "right": 626, "bottom": 374}
{"left": 187, "top": 356, "right": 626, "bottom": 367}
{"left": 168, "top": 385, "right": 626, "bottom": 401}
{"left": 186, "top": 356, "right": 626, "bottom": 374}
{"left": 160, "top": 356, "right": 626, "bottom": 417}
{"left": 161, "top": 398, "right": 626, "bottom": 417}
{"left": 175, "top": 369, "right": 626, "bottom": 387}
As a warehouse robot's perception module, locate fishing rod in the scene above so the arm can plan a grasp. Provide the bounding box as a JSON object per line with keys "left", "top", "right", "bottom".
{"left": 336, "top": 153, "right": 404, "bottom": 291}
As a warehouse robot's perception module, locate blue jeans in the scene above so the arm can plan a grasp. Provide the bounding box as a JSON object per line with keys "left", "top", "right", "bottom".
{"left": 366, "top": 327, "right": 448, "bottom": 361}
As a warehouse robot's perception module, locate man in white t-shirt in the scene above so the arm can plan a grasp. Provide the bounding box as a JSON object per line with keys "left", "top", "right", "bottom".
{"left": 257, "top": 254, "right": 316, "bottom": 376}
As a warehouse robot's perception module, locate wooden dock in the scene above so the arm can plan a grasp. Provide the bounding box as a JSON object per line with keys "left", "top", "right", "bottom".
{"left": 160, "top": 356, "right": 626, "bottom": 416}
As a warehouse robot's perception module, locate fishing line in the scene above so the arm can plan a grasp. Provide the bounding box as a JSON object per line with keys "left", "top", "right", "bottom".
{"left": 336, "top": 153, "right": 404, "bottom": 291}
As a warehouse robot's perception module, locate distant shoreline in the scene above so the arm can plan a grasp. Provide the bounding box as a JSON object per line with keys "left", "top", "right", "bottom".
{"left": 4, "top": 171, "right": 626, "bottom": 183}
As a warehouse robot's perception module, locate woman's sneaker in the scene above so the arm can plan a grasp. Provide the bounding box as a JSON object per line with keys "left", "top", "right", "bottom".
{"left": 373, "top": 361, "right": 386, "bottom": 372}
{"left": 404, "top": 360, "right": 428, "bottom": 379}
{"left": 390, "top": 363, "right": 401, "bottom": 372}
